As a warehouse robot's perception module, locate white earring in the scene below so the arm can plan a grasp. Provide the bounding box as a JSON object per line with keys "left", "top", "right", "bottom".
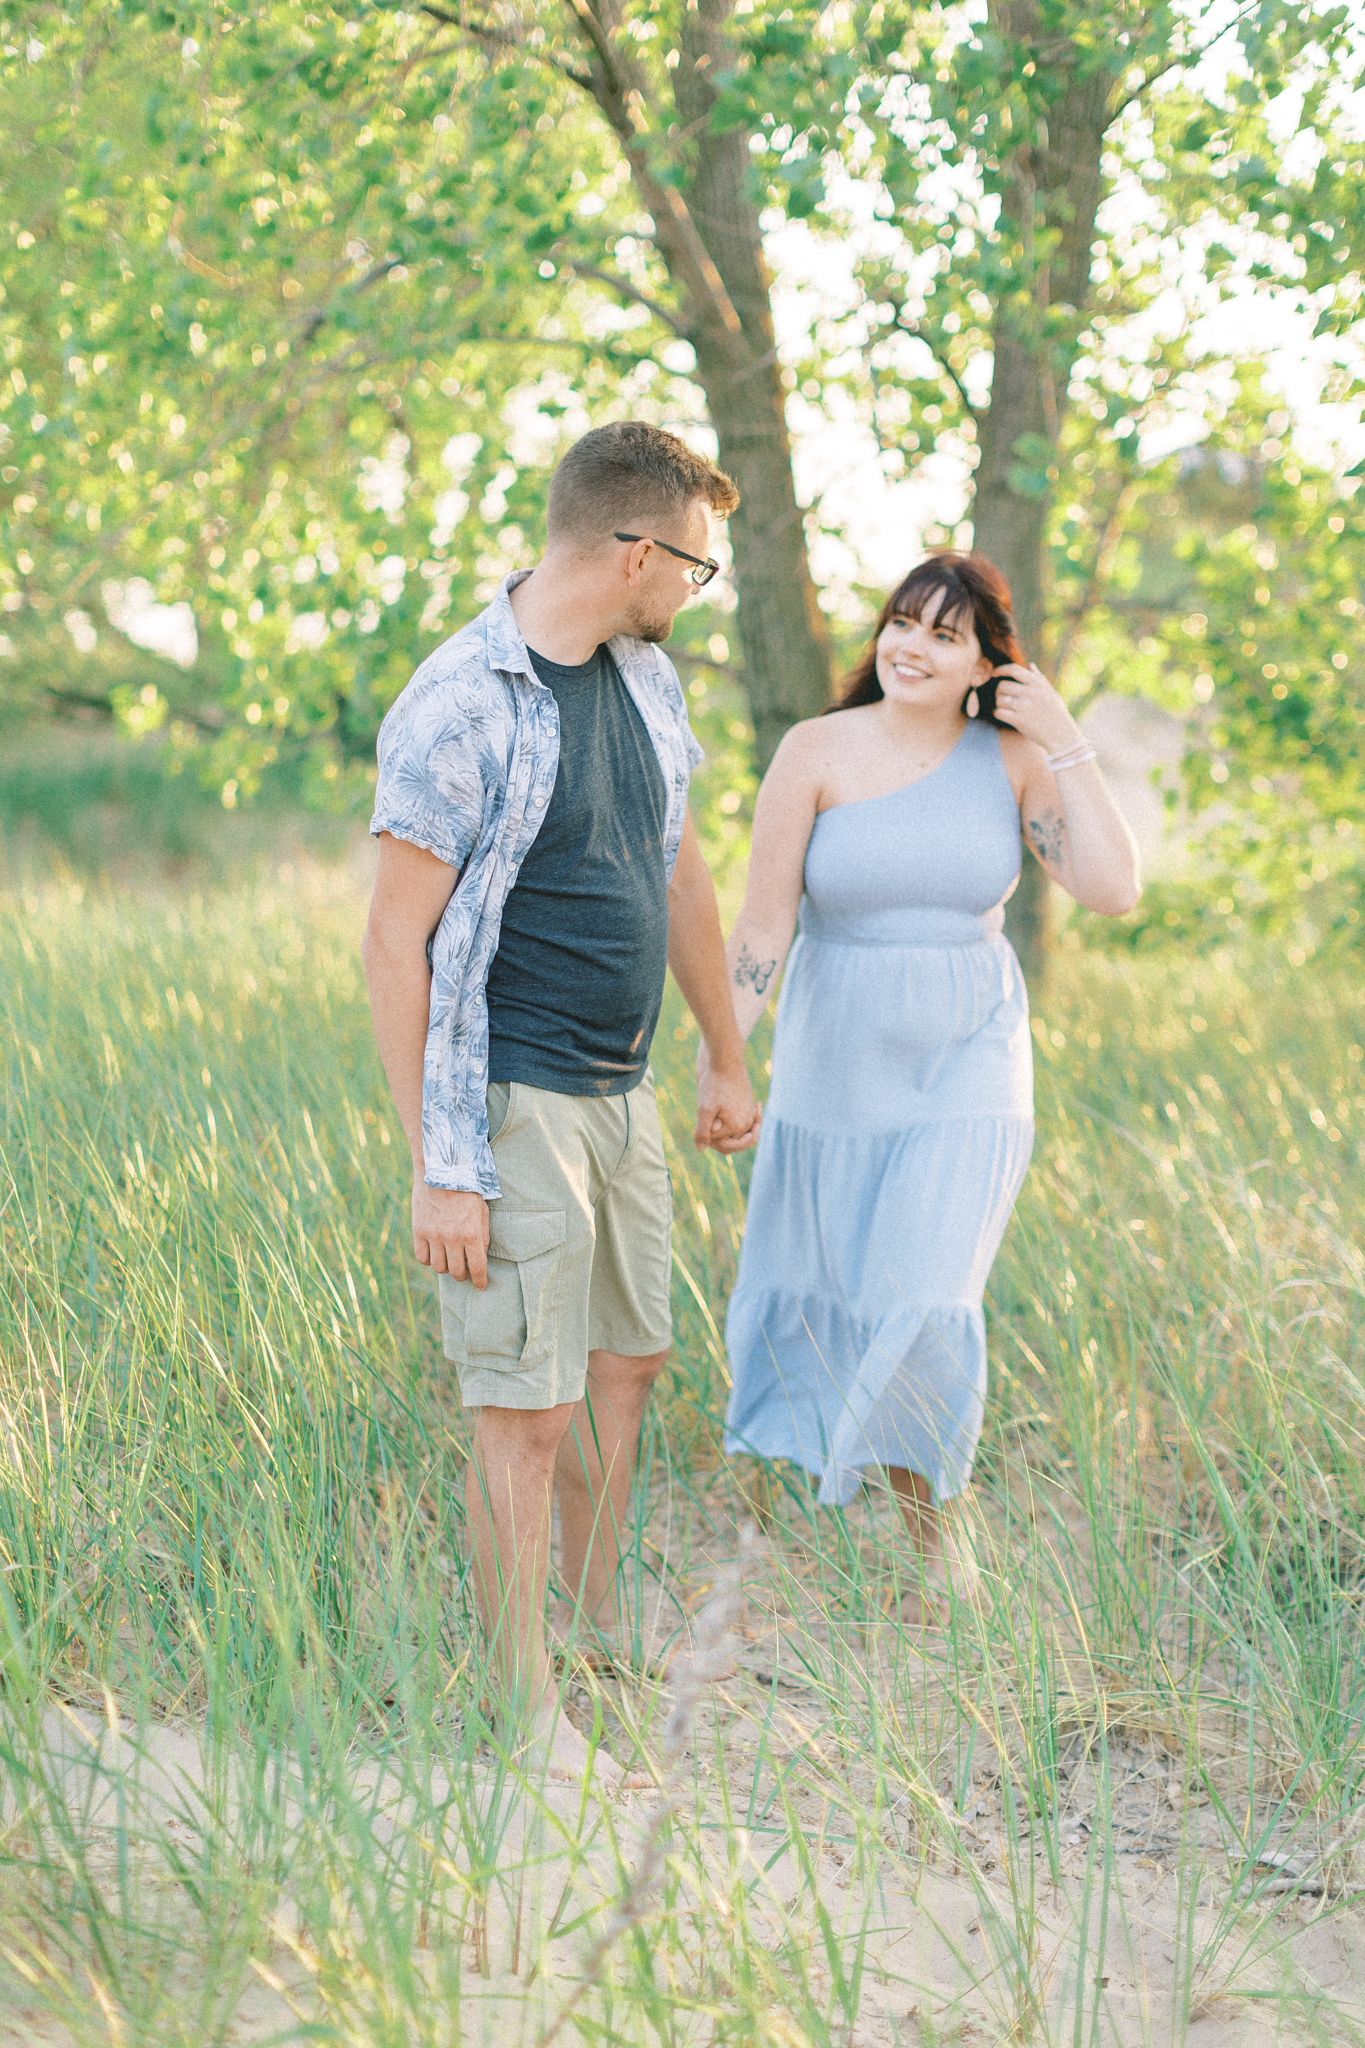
{"left": 965, "top": 688, "right": 979, "bottom": 719}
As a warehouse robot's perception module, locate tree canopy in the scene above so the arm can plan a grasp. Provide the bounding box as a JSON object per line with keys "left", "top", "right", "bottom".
{"left": 2, "top": 0, "right": 1363, "bottom": 952}
{"left": 2, "top": 3, "right": 670, "bottom": 806}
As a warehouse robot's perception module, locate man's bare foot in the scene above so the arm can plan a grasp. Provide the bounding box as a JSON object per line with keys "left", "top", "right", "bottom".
{"left": 524, "top": 1706, "right": 653, "bottom": 1792}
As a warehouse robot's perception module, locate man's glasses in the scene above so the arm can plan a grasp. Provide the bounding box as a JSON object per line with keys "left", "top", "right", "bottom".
{"left": 615, "top": 531, "right": 719, "bottom": 587}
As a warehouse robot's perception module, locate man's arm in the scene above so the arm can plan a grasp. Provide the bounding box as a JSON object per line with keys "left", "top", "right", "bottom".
{"left": 361, "top": 832, "right": 493, "bottom": 1287}
{"left": 667, "top": 812, "right": 760, "bottom": 1154}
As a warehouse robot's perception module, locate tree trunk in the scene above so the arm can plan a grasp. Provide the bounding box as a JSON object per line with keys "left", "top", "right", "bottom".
{"left": 968, "top": 0, "right": 1115, "bottom": 979}
{"left": 672, "top": 0, "right": 834, "bottom": 765}
{"left": 972, "top": 338, "right": 1052, "bottom": 662}
{"left": 972, "top": 332, "right": 1056, "bottom": 980}
{"left": 555, "top": 0, "right": 835, "bottom": 767}
{"left": 681, "top": 131, "right": 835, "bottom": 766}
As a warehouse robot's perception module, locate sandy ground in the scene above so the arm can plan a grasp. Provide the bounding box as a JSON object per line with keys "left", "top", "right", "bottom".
{"left": 2, "top": 1720, "right": 1362, "bottom": 2044}
{"left": 3, "top": 1697, "right": 1362, "bottom": 2047}
{"left": 2, "top": 1499, "right": 1362, "bottom": 2046}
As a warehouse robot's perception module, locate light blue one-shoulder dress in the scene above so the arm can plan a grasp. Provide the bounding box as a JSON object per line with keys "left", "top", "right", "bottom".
{"left": 724, "top": 719, "right": 1034, "bottom": 1507}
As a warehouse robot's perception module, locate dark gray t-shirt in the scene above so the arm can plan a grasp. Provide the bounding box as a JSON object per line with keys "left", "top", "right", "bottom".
{"left": 484, "top": 643, "right": 670, "bottom": 1096}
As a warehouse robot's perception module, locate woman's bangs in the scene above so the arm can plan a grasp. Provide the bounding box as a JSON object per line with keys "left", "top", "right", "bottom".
{"left": 888, "top": 566, "right": 972, "bottom": 636}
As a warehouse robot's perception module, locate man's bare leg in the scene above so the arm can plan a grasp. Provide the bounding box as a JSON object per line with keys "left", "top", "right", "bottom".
{"left": 466, "top": 1402, "right": 644, "bottom": 1786}
{"left": 553, "top": 1350, "right": 666, "bottom": 1656}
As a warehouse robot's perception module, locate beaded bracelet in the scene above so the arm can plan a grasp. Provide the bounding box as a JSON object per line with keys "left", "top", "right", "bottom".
{"left": 1046, "top": 742, "right": 1098, "bottom": 772}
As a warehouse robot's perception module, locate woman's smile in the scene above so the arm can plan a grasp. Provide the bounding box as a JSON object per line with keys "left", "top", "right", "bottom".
{"left": 876, "top": 611, "right": 983, "bottom": 712}
{"left": 870, "top": 582, "right": 997, "bottom": 714}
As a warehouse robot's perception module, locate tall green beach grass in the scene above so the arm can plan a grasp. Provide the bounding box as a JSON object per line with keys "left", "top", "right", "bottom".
{"left": 1, "top": 852, "right": 1364, "bottom": 2044}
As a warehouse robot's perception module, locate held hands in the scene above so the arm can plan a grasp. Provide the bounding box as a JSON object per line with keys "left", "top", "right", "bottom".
{"left": 410, "top": 1053, "right": 760, "bottom": 1284}
{"left": 989, "top": 663, "right": 1081, "bottom": 758}
{"left": 409, "top": 1052, "right": 761, "bottom": 1280}
{"left": 412, "top": 1179, "right": 491, "bottom": 1287}
{"left": 695, "top": 1050, "right": 762, "bottom": 1155}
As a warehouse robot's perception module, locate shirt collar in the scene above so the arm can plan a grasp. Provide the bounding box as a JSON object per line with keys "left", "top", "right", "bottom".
{"left": 486, "top": 571, "right": 539, "bottom": 684}
{"left": 488, "top": 571, "right": 660, "bottom": 692}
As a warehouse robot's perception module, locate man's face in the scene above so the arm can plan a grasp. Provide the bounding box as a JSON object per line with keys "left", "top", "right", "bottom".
{"left": 622, "top": 498, "right": 716, "bottom": 643}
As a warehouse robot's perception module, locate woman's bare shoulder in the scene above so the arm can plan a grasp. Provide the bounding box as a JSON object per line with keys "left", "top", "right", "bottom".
{"left": 771, "top": 707, "right": 872, "bottom": 770}
{"left": 755, "top": 713, "right": 860, "bottom": 826}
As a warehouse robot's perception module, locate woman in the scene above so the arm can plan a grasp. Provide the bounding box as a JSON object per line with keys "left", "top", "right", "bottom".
{"left": 710, "top": 552, "right": 1140, "bottom": 1619}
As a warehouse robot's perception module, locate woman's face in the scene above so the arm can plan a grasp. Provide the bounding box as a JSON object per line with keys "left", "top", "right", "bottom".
{"left": 874, "top": 588, "right": 993, "bottom": 714}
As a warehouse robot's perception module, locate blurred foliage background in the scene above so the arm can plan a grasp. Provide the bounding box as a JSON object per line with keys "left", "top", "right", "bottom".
{"left": 1, "top": 0, "right": 1363, "bottom": 953}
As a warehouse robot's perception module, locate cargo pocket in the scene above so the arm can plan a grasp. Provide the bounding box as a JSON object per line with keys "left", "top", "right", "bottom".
{"left": 486, "top": 1081, "right": 513, "bottom": 1145}
{"left": 463, "top": 1209, "right": 566, "bottom": 1374}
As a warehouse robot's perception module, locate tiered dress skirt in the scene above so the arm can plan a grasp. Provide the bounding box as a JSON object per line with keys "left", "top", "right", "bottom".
{"left": 724, "top": 730, "right": 1034, "bottom": 1507}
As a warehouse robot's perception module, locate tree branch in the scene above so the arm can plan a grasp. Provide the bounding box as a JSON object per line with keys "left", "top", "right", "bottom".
{"left": 668, "top": 648, "right": 737, "bottom": 672}
{"left": 1110, "top": 0, "right": 1268, "bottom": 121}
{"left": 417, "top": 4, "right": 593, "bottom": 84}
{"left": 1051, "top": 476, "right": 1138, "bottom": 690}
{"left": 551, "top": 0, "right": 747, "bottom": 353}
{"left": 297, "top": 257, "right": 406, "bottom": 345}
{"left": 563, "top": 261, "right": 691, "bottom": 339}
{"left": 420, "top": 0, "right": 747, "bottom": 357}
{"left": 902, "top": 316, "right": 979, "bottom": 420}
{"left": 930, "top": 343, "right": 978, "bottom": 420}
{"left": 560, "top": 0, "right": 626, "bottom": 90}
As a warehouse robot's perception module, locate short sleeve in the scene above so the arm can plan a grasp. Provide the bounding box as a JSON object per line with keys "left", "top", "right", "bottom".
{"left": 370, "top": 684, "right": 486, "bottom": 873}
{"left": 684, "top": 719, "right": 705, "bottom": 773}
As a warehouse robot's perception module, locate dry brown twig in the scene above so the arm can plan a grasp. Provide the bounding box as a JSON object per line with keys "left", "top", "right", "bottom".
{"left": 536, "top": 1523, "right": 758, "bottom": 2047}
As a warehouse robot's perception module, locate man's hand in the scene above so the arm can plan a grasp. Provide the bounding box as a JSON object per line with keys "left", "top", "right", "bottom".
{"left": 694, "top": 1053, "right": 762, "bottom": 1155}
{"left": 413, "top": 1181, "right": 491, "bottom": 1285}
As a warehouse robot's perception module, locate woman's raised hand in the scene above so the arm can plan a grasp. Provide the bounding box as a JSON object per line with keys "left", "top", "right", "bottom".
{"left": 988, "top": 663, "right": 1080, "bottom": 758}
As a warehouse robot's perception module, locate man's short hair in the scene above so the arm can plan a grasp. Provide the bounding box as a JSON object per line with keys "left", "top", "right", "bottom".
{"left": 547, "top": 422, "right": 740, "bottom": 545}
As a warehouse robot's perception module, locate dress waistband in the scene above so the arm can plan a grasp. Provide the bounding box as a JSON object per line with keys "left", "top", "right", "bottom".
{"left": 799, "top": 907, "right": 1008, "bottom": 949}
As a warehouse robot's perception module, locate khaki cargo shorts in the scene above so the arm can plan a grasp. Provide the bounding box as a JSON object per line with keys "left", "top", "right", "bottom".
{"left": 439, "top": 1073, "right": 674, "bottom": 1411}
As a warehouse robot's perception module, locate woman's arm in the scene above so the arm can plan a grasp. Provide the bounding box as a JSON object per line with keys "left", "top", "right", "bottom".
{"left": 992, "top": 664, "right": 1142, "bottom": 916}
{"left": 715, "top": 727, "right": 822, "bottom": 1049}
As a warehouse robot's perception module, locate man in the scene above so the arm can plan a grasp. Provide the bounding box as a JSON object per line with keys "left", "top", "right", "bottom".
{"left": 362, "top": 422, "right": 759, "bottom": 1787}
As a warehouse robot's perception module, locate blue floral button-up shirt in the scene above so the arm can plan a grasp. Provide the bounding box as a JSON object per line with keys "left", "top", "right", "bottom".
{"left": 370, "top": 572, "right": 704, "bottom": 1199}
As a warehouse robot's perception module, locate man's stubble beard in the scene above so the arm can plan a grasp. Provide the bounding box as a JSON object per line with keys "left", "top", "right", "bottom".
{"left": 626, "top": 597, "right": 680, "bottom": 645}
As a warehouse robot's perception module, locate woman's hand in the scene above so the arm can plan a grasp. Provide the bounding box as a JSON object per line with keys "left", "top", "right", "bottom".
{"left": 989, "top": 663, "right": 1079, "bottom": 758}
{"left": 695, "top": 1045, "right": 763, "bottom": 1153}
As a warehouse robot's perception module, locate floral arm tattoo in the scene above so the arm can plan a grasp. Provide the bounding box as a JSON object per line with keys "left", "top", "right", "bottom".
{"left": 1026, "top": 809, "right": 1067, "bottom": 874}
{"left": 734, "top": 941, "right": 777, "bottom": 996}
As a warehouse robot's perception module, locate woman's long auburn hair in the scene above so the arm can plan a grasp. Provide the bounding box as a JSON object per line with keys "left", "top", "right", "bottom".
{"left": 828, "top": 551, "right": 1027, "bottom": 726}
